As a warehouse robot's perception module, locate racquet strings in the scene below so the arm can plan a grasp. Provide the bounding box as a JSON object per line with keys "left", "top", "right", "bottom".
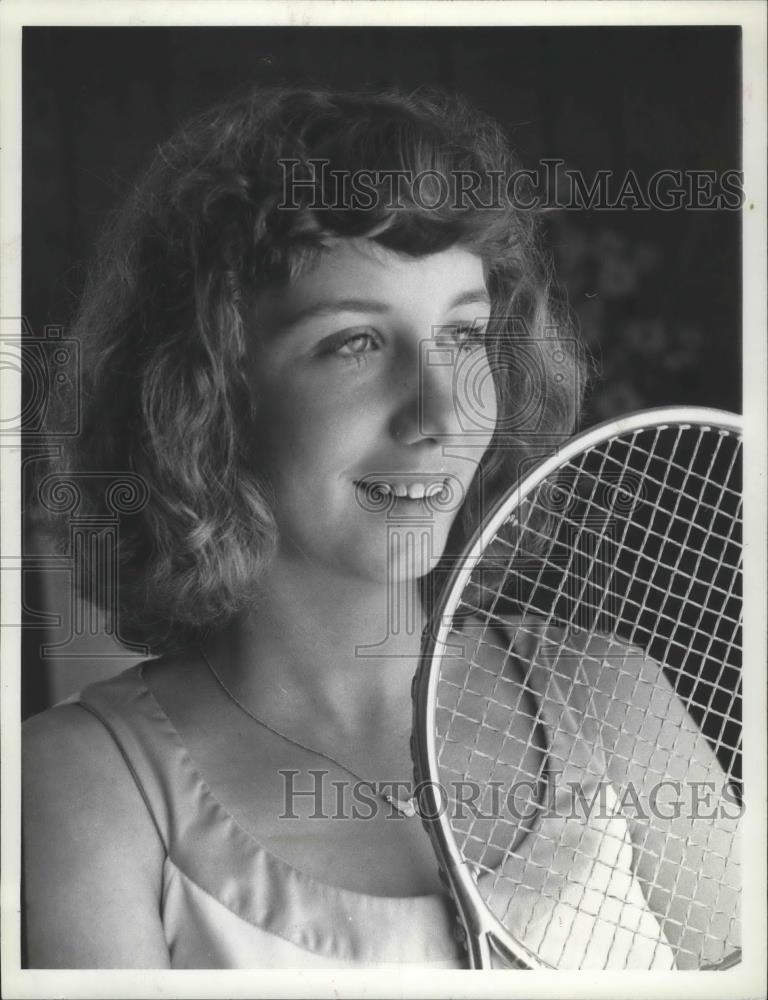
{"left": 432, "top": 422, "right": 742, "bottom": 969}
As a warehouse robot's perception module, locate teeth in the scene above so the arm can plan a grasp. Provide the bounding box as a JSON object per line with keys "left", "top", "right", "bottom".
{"left": 365, "top": 479, "right": 447, "bottom": 500}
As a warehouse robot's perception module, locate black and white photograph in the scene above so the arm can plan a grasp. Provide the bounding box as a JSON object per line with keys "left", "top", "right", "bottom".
{"left": 2, "top": 1, "right": 766, "bottom": 996}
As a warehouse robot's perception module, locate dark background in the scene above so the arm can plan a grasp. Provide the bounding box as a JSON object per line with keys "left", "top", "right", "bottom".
{"left": 21, "top": 26, "right": 742, "bottom": 714}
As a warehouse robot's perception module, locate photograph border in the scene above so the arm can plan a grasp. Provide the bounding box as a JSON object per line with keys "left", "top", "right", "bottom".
{"left": 2, "top": 2, "right": 765, "bottom": 998}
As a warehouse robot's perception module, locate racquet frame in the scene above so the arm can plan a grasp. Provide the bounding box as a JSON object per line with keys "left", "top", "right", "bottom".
{"left": 411, "top": 406, "right": 743, "bottom": 970}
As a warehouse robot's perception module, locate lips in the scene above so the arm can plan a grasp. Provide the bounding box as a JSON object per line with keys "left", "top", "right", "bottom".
{"left": 374, "top": 481, "right": 447, "bottom": 500}
{"left": 354, "top": 477, "right": 452, "bottom": 502}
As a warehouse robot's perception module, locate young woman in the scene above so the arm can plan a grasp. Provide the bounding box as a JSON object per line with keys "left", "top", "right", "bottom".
{"left": 22, "top": 87, "right": 737, "bottom": 970}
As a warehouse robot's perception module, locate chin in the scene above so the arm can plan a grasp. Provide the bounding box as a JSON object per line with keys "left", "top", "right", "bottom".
{"left": 343, "top": 521, "right": 451, "bottom": 585}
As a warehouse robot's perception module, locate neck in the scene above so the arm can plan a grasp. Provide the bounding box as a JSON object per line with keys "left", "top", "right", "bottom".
{"left": 203, "top": 554, "right": 428, "bottom": 741}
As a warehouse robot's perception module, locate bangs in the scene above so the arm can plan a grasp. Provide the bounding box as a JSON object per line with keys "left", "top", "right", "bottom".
{"left": 245, "top": 89, "right": 531, "bottom": 287}
{"left": 59, "top": 84, "right": 584, "bottom": 654}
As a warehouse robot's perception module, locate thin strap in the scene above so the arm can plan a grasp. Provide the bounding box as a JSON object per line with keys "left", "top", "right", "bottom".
{"left": 76, "top": 664, "right": 177, "bottom": 846}
{"left": 77, "top": 697, "right": 169, "bottom": 853}
{"left": 74, "top": 663, "right": 462, "bottom": 964}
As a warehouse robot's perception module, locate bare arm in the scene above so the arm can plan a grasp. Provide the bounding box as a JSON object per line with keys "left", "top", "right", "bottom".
{"left": 22, "top": 703, "right": 171, "bottom": 968}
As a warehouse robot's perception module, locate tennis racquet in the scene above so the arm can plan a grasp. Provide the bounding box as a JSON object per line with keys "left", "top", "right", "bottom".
{"left": 412, "top": 407, "right": 742, "bottom": 970}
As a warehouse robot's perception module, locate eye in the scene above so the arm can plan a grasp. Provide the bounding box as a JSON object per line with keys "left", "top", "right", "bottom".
{"left": 336, "top": 331, "right": 379, "bottom": 358}
{"left": 450, "top": 321, "right": 488, "bottom": 353}
{"left": 318, "top": 329, "right": 382, "bottom": 362}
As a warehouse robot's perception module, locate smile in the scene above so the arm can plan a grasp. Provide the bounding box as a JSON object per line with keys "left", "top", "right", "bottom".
{"left": 355, "top": 478, "right": 450, "bottom": 501}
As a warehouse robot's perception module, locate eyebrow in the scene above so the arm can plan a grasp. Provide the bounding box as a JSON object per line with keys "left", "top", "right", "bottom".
{"left": 280, "top": 288, "right": 492, "bottom": 330}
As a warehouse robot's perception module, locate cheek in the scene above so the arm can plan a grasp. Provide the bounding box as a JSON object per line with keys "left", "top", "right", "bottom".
{"left": 254, "top": 387, "right": 376, "bottom": 492}
{"left": 455, "top": 352, "right": 499, "bottom": 452}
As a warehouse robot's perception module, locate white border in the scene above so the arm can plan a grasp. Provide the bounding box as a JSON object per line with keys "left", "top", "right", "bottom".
{"left": 2, "top": 2, "right": 765, "bottom": 999}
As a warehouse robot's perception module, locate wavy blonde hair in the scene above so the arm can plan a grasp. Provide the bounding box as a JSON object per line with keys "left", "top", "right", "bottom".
{"left": 50, "top": 86, "right": 586, "bottom": 653}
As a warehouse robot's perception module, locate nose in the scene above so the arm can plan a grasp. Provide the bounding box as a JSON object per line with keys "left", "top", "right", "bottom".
{"left": 389, "top": 342, "right": 459, "bottom": 447}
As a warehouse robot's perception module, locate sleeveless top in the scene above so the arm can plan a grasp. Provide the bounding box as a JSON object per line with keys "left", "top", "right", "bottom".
{"left": 75, "top": 663, "right": 463, "bottom": 968}
{"left": 73, "top": 627, "right": 675, "bottom": 969}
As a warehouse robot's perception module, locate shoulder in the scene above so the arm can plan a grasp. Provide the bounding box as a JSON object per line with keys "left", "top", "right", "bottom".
{"left": 24, "top": 696, "right": 136, "bottom": 790}
{"left": 509, "top": 621, "right": 660, "bottom": 691}
{"left": 493, "top": 617, "right": 666, "bottom": 717}
{"left": 23, "top": 699, "right": 169, "bottom": 967}
{"left": 23, "top": 698, "right": 166, "bottom": 870}
{"left": 490, "top": 615, "right": 653, "bottom": 678}
{"left": 24, "top": 696, "right": 119, "bottom": 764}
{"left": 557, "top": 628, "right": 668, "bottom": 710}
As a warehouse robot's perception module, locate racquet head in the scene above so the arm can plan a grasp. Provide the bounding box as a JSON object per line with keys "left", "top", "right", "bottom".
{"left": 412, "top": 407, "right": 742, "bottom": 970}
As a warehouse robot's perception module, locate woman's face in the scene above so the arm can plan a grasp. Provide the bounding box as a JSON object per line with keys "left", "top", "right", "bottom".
{"left": 248, "top": 238, "right": 498, "bottom": 584}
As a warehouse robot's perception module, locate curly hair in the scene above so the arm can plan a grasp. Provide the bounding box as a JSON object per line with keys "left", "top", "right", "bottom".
{"left": 49, "top": 85, "right": 587, "bottom": 654}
